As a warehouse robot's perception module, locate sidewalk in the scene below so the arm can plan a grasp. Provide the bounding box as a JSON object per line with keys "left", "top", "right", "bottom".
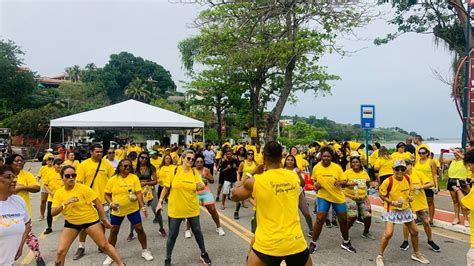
{"left": 306, "top": 190, "right": 471, "bottom": 235}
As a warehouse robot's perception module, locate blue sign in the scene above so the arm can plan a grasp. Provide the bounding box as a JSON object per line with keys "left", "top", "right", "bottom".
{"left": 360, "top": 105, "right": 375, "bottom": 129}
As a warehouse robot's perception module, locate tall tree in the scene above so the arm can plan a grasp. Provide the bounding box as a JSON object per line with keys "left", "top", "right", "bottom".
{"left": 124, "top": 78, "right": 152, "bottom": 102}
{"left": 65, "top": 65, "right": 82, "bottom": 82}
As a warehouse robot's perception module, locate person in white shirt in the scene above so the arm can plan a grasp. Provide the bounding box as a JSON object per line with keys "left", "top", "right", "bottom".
{"left": 105, "top": 148, "right": 120, "bottom": 169}
{"left": 202, "top": 145, "right": 216, "bottom": 176}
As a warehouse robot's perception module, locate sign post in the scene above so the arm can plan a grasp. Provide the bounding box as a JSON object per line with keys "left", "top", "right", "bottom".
{"left": 361, "top": 105, "right": 375, "bottom": 173}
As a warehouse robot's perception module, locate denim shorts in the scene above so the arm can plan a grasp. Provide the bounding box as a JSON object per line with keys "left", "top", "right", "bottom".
{"left": 316, "top": 197, "right": 347, "bottom": 214}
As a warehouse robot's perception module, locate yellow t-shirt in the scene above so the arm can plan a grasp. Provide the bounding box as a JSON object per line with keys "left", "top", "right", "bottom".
{"left": 374, "top": 157, "right": 394, "bottom": 177}
{"left": 391, "top": 152, "right": 412, "bottom": 162}
{"left": 115, "top": 148, "right": 126, "bottom": 161}
{"left": 37, "top": 165, "right": 54, "bottom": 188}
{"left": 216, "top": 150, "right": 223, "bottom": 160}
{"left": 43, "top": 152, "right": 54, "bottom": 161}
{"left": 105, "top": 174, "right": 142, "bottom": 217}
{"left": 252, "top": 169, "right": 307, "bottom": 257}
{"left": 369, "top": 150, "right": 379, "bottom": 167}
{"left": 241, "top": 161, "right": 257, "bottom": 182}
{"left": 163, "top": 166, "right": 201, "bottom": 219}
{"left": 379, "top": 175, "right": 411, "bottom": 211}
{"left": 16, "top": 170, "right": 39, "bottom": 216}
{"left": 415, "top": 144, "right": 431, "bottom": 163}
{"left": 127, "top": 146, "right": 142, "bottom": 155}
{"left": 158, "top": 165, "right": 176, "bottom": 186}
{"left": 43, "top": 170, "right": 64, "bottom": 202}
{"left": 76, "top": 158, "right": 115, "bottom": 204}
{"left": 150, "top": 157, "right": 162, "bottom": 171}
{"left": 413, "top": 159, "right": 434, "bottom": 182}
{"left": 448, "top": 160, "right": 468, "bottom": 179}
{"left": 312, "top": 162, "right": 346, "bottom": 204}
{"left": 349, "top": 141, "right": 362, "bottom": 151}
{"left": 343, "top": 169, "right": 370, "bottom": 199}
{"left": 63, "top": 160, "right": 80, "bottom": 169}
{"left": 52, "top": 183, "right": 99, "bottom": 225}
{"left": 254, "top": 151, "right": 263, "bottom": 165}
{"left": 409, "top": 171, "right": 430, "bottom": 212}
{"left": 461, "top": 189, "right": 474, "bottom": 247}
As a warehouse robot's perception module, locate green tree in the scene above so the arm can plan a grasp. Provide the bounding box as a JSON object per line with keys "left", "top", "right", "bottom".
{"left": 0, "top": 39, "right": 37, "bottom": 119}
{"left": 124, "top": 78, "right": 152, "bottom": 102}
{"left": 65, "top": 65, "right": 81, "bottom": 82}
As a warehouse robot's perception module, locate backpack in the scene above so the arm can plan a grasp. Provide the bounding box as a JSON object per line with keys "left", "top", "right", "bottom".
{"left": 385, "top": 175, "right": 411, "bottom": 211}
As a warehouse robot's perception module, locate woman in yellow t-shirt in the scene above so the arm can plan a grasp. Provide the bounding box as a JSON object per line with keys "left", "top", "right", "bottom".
{"left": 234, "top": 151, "right": 257, "bottom": 217}
{"left": 51, "top": 165, "right": 125, "bottom": 266}
{"left": 156, "top": 150, "right": 210, "bottom": 265}
{"left": 456, "top": 150, "right": 474, "bottom": 265}
{"left": 62, "top": 151, "right": 80, "bottom": 168}
{"left": 413, "top": 147, "right": 438, "bottom": 224}
{"left": 43, "top": 159, "right": 64, "bottom": 234}
{"left": 391, "top": 142, "right": 412, "bottom": 162}
{"left": 343, "top": 156, "right": 374, "bottom": 239}
{"left": 400, "top": 160, "right": 440, "bottom": 252}
{"left": 377, "top": 160, "right": 429, "bottom": 265}
{"left": 104, "top": 159, "right": 153, "bottom": 263}
{"left": 374, "top": 146, "right": 394, "bottom": 185}
{"left": 309, "top": 146, "right": 356, "bottom": 254}
{"left": 440, "top": 148, "right": 471, "bottom": 226}
{"left": 284, "top": 155, "right": 313, "bottom": 235}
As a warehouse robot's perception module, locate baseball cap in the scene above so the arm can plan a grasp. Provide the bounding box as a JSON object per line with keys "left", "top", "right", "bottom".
{"left": 150, "top": 150, "right": 158, "bottom": 155}
{"left": 47, "top": 148, "right": 53, "bottom": 152}
{"left": 53, "top": 158, "right": 63, "bottom": 165}
{"left": 393, "top": 160, "right": 407, "bottom": 168}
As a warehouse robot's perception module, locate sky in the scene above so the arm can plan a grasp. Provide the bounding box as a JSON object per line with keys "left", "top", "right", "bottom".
{"left": 0, "top": 0, "right": 460, "bottom": 138}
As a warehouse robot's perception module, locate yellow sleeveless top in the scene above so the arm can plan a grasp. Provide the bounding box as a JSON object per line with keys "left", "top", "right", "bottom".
{"left": 242, "top": 161, "right": 257, "bottom": 182}
{"left": 252, "top": 169, "right": 307, "bottom": 256}
{"left": 413, "top": 159, "right": 433, "bottom": 182}
{"left": 448, "top": 160, "right": 468, "bottom": 179}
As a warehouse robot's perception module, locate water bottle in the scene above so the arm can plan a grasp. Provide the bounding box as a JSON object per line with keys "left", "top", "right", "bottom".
{"left": 354, "top": 185, "right": 359, "bottom": 197}
{"left": 397, "top": 197, "right": 404, "bottom": 210}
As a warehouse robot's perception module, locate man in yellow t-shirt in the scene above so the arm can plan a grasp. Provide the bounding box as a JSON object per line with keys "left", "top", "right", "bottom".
{"left": 310, "top": 146, "right": 355, "bottom": 253}
{"left": 73, "top": 144, "right": 115, "bottom": 260}
{"left": 231, "top": 141, "right": 311, "bottom": 265}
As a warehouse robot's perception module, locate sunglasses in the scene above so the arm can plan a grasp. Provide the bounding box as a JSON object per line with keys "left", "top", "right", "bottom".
{"left": 418, "top": 152, "right": 427, "bottom": 155}
{"left": 140, "top": 156, "right": 149, "bottom": 160}
{"left": 64, "top": 173, "right": 77, "bottom": 179}
{"left": 122, "top": 165, "right": 132, "bottom": 169}
{"left": 108, "top": 152, "right": 115, "bottom": 154}
{"left": 186, "top": 157, "right": 195, "bottom": 162}
{"left": 47, "top": 158, "right": 54, "bottom": 161}
{"left": 248, "top": 153, "right": 254, "bottom": 155}
{"left": 394, "top": 167, "right": 406, "bottom": 172}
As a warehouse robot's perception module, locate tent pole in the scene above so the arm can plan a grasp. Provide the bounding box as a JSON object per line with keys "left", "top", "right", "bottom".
{"left": 49, "top": 127, "right": 52, "bottom": 148}
{"left": 61, "top": 128, "right": 64, "bottom": 144}
{"left": 202, "top": 127, "right": 205, "bottom": 144}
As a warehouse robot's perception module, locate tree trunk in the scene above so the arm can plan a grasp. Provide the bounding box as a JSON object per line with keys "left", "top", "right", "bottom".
{"left": 216, "top": 103, "right": 224, "bottom": 145}
{"left": 264, "top": 5, "right": 297, "bottom": 142}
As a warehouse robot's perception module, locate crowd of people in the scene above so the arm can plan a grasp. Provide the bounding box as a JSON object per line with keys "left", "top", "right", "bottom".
{"left": 1, "top": 136, "right": 474, "bottom": 266}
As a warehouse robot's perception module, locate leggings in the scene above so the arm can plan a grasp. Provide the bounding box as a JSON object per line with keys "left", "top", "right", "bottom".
{"left": 298, "top": 191, "right": 313, "bottom": 231}
{"left": 47, "top": 201, "right": 52, "bottom": 229}
{"left": 167, "top": 216, "right": 206, "bottom": 260}
{"left": 27, "top": 231, "right": 42, "bottom": 259}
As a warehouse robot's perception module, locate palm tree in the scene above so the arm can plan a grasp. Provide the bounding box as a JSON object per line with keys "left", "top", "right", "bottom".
{"left": 65, "top": 65, "right": 81, "bottom": 82}
{"left": 124, "top": 78, "right": 151, "bottom": 102}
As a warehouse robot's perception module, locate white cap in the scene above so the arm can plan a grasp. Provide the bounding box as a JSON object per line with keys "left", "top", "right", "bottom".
{"left": 46, "top": 148, "right": 53, "bottom": 152}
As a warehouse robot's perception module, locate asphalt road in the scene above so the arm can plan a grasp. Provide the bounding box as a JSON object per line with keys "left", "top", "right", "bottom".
{"left": 15, "top": 162, "right": 471, "bottom": 265}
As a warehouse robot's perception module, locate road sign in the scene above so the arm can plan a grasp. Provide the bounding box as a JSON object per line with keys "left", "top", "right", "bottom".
{"left": 361, "top": 105, "right": 375, "bottom": 129}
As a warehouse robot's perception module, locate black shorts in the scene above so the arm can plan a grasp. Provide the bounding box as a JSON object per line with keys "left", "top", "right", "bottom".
{"left": 64, "top": 219, "right": 99, "bottom": 231}
{"left": 218, "top": 175, "right": 225, "bottom": 185}
{"left": 204, "top": 163, "right": 214, "bottom": 176}
{"left": 447, "top": 178, "right": 471, "bottom": 192}
{"left": 252, "top": 248, "right": 309, "bottom": 266}
{"left": 424, "top": 188, "right": 434, "bottom": 198}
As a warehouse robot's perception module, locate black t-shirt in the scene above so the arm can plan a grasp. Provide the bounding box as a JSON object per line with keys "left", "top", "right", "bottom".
{"left": 220, "top": 158, "right": 238, "bottom": 182}
{"left": 405, "top": 144, "right": 416, "bottom": 154}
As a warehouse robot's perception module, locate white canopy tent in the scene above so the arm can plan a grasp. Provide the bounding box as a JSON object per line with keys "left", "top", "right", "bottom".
{"left": 49, "top": 99, "right": 204, "bottom": 146}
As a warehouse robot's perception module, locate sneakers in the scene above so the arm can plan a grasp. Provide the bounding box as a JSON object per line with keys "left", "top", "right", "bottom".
{"left": 465, "top": 220, "right": 470, "bottom": 227}
{"left": 341, "top": 240, "right": 356, "bottom": 253}
{"left": 332, "top": 220, "right": 339, "bottom": 227}
{"left": 452, "top": 218, "right": 459, "bottom": 225}
{"left": 429, "top": 221, "right": 434, "bottom": 227}
{"left": 165, "top": 258, "right": 171, "bottom": 266}
{"left": 43, "top": 228, "right": 52, "bottom": 235}
{"left": 215, "top": 196, "right": 220, "bottom": 202}
{"left": 126, "top": 234, "right": 135, "bottom": 242}
{"left": 361, "top": 232, "right": 375, "bottom": 240}
{"left": 141, "top": 249, "right": 154, "bottom": 261}
{"left": 325, "top": 220, "right": 332, "bottom": 228}
{"left": 307, "top": 231, "right": 313, "bottom": 237}
{"left": 73, "top": 247, "right": 85, "bottom": 260}
{"left": 411, "top": 253, "right": 430, "bottom": 264}
{"left": 427, "top": 240, "right": 440, "bottom": 252}
{"left": 400, "top": 240, "right": 410, "bottom": 251}
{"left": 216, "top": 227, "right": 225, "bottom": 236}
{"left": 376, "top": 255, "right": 384, "bottom": 266}
{"left": 200, "top": 252, "right": 212, "bottom": 265}
{"left": 159, "top": 228, "right": 168, "bottom": 238}
{"left": 103, "top": 256, "right": 113, "bottom": 265}
{"left": 185, "top": 229, "right": 193, "bottom": 239}
{"left": 308, "top": 241, "right": 317, "bottom": 254}
{"left": 355, "top": 219, "right": 364, "bottom": 225}
{"left": 234, "top": 212, "right": 239, "bottom": 220}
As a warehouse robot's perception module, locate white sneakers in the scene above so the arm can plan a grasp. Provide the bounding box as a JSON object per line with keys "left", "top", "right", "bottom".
{"left": 185, "top": 230, "right": 193, "bottom": 239}
{"left": 452, "top": 218, "right": 459, "bottom": 225}
{"left": 141, "top": 249, "right": 154, "bottom": 261}
{"left": 465, "top": 220, "right": 470, "bottom": 227}
{"left": 216, "top": 227, "right": 225, "bottom": 236}
{"left": 411, "top": 253, "right": 430, "bottom": 264}
{"left": 103, "top": 256, "right": 113, "bottom": 265}
{"left": 376, "top": 255, "right": 384, "bottom": 266}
